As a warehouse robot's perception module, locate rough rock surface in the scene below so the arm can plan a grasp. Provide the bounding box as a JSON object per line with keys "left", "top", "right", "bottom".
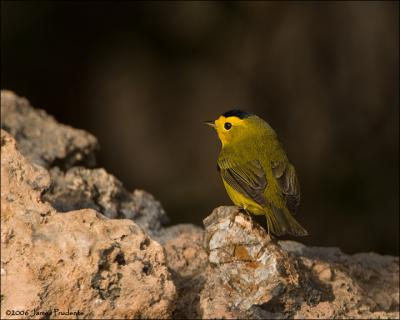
{"left": 1, "top": 130, "right": 176, "bottom": 319}
{"left": 1, "top": 90, "right": 399, "bottom": 319}
{"left": 156, "top": 224, "right": 209, "bottom": 319}
{"left": 201, "top": 206, "right": 399, "bottom": 319}
{"left": 1, "top": 90, "right": 98, "bottom": 170}
{"left": 1, "top": 90, "right": 169, "bottom": 234}
{"left": 201, "top": 207, "right": 299, "bottom": 318}
{"left": 43, "top": 167, "right": 168, "bottom": 235}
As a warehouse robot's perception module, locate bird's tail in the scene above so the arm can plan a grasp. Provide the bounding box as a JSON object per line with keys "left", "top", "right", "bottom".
{"left": 265, "top": 206, "right": 308, "bottom": 237}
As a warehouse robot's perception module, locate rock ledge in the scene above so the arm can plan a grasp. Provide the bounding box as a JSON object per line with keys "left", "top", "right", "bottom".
{"left": 1, "top": 91, "right": 398, "bottom": 319}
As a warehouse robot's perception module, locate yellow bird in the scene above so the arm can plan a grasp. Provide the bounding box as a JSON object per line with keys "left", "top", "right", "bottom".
{"left": 206, "top": 109, "right": 308, "bottom": 237}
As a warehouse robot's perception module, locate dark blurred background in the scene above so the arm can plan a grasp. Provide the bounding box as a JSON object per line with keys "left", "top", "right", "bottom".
{"left": 2, "top": 1, "right": 399, "bottom": 254}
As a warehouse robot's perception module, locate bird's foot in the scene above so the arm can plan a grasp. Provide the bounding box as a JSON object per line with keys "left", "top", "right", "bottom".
{"left": 239, "top": 207, "right": 252, "bottom": 217}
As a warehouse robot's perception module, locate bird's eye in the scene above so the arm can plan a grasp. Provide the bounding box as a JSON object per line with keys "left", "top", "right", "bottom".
{"left": 224, "top": 122, "right": 232, "bottom": 130}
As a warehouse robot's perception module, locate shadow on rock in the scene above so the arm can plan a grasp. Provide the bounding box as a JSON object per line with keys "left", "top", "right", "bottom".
{"left": 201, "top": 206, "right": 399, "bottom": 319}
{"left": 1, "top": 91, "right": 398, "bottom": 319}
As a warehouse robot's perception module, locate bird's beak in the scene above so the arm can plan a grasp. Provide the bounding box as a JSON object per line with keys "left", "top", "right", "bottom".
{"left": 204, "top": 121, "right": 216, "bottom": 128}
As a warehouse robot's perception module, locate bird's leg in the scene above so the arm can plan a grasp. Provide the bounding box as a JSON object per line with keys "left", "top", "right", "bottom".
{"left": 265, "top": 213, "right": 273, "bottom": 241}
{"left": 239, "top": 206, "right": 253, "bottom": 220}
{"left": 243, "top": 208, "right": 252, "bottom": 217}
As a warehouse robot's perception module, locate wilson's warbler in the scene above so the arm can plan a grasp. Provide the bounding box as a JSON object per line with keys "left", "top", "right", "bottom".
{"left": 206, "top": 109, "right": 308, "bottom": 237}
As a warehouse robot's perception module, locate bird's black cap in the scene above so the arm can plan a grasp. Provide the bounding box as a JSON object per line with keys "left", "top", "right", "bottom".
{"left": 222, "top": 109, "right": 253, "bottom": 119}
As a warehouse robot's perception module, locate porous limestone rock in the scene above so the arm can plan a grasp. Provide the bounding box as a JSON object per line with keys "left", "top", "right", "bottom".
{"left": 156, "top": 224, "right": 209, "bottom": 318}
{"left": 43, "top": 167, "right": 168, "bottom": 235}
{"left": 201, "top": 206, "right": 300, "bottom": 318}
{"left": 281, "top": 241, "right": 400, "bottom": 319}
{"left": 1, "top": 90, "right": 399, "bottom": 319}
{"left": 1, "top": 90, "right": 98, "bottom": 170}
{"left": 1, "top": 130, "right": 176, "bottom": 319}
{"left": 1, "top": 90, "right": 169, "bottom": 234}
{"left": 201, "top": 206, "right": 399, "bottom": 319}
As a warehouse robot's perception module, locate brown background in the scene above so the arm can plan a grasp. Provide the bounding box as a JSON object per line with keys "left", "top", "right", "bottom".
{"left": 2, "top": 1, "right": 399, "bottom": 254}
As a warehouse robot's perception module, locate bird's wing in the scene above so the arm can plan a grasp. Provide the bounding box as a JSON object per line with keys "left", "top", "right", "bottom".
{"left": 218, "top": 159, "right": 268, "bottom": 206}
{"left": 271, "top": 161, "right": 301, "bottom": 214}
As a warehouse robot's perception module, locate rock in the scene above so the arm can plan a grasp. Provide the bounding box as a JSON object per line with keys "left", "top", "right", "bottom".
{"left": 201, "top": 206, "right": 400, "bottom": 319}
{"left": 1, "top": 90, "right": 169, "bottom": 234}
{"left": 312, "top": 263, "right": 332, "bottom": 282}
{"left": 43, "top": 167, "right": 168, "bottom": 235}
{"left": 1, "top": 90, "right": 98, "bottom": 170}
{"left": 287, "top": 247, "right": 400, "bottom": 319}
{"left": 200, "top": 206, "right": 300, "bottom": 319}
{"left": 1, "top": 91, "right": 399, "bottom": 319}
{"left": 0, "top": 130, "right": 176, "bottom": 319}
{"left": 156, "top": 224, "right": 209, "bottom": 319}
